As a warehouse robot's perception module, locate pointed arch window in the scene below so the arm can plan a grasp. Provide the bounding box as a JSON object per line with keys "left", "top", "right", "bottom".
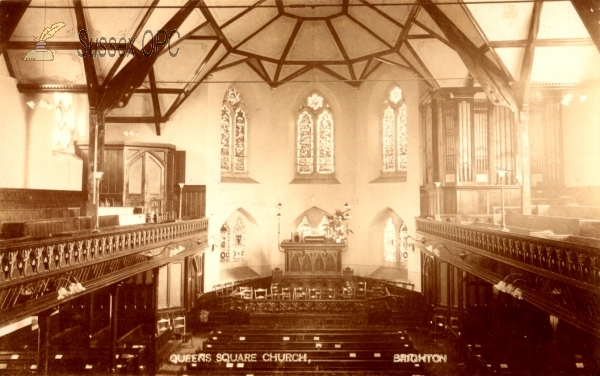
{"left": 295, "top": 92, "right": 336, "bottom": 181}
{"left": 221, "top": 87, "right": 248, "bottom": 177}
{"left": 381, "top": 86, "right": 407, "bottom": 180}
{"left": 384, "top": 218, "right": 397, "bottom": 262}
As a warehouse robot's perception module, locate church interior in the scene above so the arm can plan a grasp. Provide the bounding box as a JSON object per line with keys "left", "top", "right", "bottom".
{"left": 0, "top": 0, "right": 599, "bottom": 375}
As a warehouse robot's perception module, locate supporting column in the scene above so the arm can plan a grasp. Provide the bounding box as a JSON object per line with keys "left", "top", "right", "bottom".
{"left": 86, "top": 109, "right": 105, "bottom": 223}
{"left": 85, "top": 292, "right": 94, "bottom": 348}
{"left": 148, "top": 268, "right": 159, "bottom": 375}
{"left": 457, "top": 269, "right": 465, "bottom": 324}
{"left": 37, "top": 310, "right": 51, "bottom": 376}
{"left": 109, "top": 285, "right": 120, "bottom": 373}
{"left": 515, "top": 108, "right": 532, "bottom": 215}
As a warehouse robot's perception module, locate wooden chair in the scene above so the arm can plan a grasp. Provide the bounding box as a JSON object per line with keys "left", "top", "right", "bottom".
{"left": 223, "top": 282, "right": 234, "bottom": 295}
{"left": 173, "top": 316, "right": 192, "bottom": 348}
{"left": 270, "top": 283, "right": 282, "bottom": 299}
{"left": 281, "top": 287, "right": 291, "bottom": 299}
{"left": 342, "top": 286, "right": 353, "bottom": 299}
{"left": 254, "top": 288, "right": 267, "bottom": 300}
{"left": 324, "top": 287, "right": 335, "bottom": 299}
{"left": 240, "top": 286, "right": 253, "bottom": 300}
{"left": 309, "top": 288, "right": 321, "bottom": 300}
{"left": 294, "top": 287, "right": 306, "bottom": 299}
{"left": 355, "top": 281, "right": 367, "bottom": 299}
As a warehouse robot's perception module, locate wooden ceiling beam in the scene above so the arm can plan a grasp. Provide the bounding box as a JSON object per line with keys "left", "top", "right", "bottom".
{"left": 163, "top": 40, "right": 224, "bottom": 118}
{"left": 148, "top": 68, "right": 162, "bottom": 135}
{"left": 212, "top": 55, "right": 251, "bottom": 73}
{"left": 0, "top": 1, "right": 30, "bottom": 43}
{"left": 73, "top": 0, "right": 100, "bottom": 107}
{"left": 517, "top": 0, "right": 543, "bottom": 109}
{"left": 489, "top": 38, "right": 595, "bottom": 49}
{"left": 571, "top": 0, "right": 600, "bottom": 54}
{"left": 346, "top": 13, "right": 393, "bottom": 49}
{"left": 342, "top": 0, "right": 349, "bottom": 15}
{"left": 395, "top": 4, "right": 420, "bottom": 50}
{"left": 246, "top": 58, "right": 270, "bottom": 83}
{"left": 325, "top": 19, "right": 355, "bottom": 81}
{"left": 99, "top": 0, "right": 200, "bottom": 112}
{"left": 199, "top": 0, "right": 233, "bottom": 50}
{"left": 275, "top": 19, "right": 302, "bottom": 81}
{"left": 233, "top": 14, "right": 280, "bottom": 49}
{"left": 419, "top": 0, "right": 518, "bottom": 111}
{"left": 0, "top": 0, "right": 30, "bottom": 78}
{"left": 357, "top": 0, "right": 404, "bottom": 29}
{"left": 221, "top": 0, "right": 267, "bottom": 29}
{"left": 158, "top": 21, "right": 210, "bottom": 58}
{"left": 103, "top": 0, "right": 159, "bottom": 85}
{"left": 275, "top": 0, "right": 284, "bottom": 14}
{"left": 278, "top": 64, "right": 312, "bottom": 85}
{"left": 458, "top": 0, "right": 516, "bottom": 88}
{"left": 404, "top": 41, "right": 440, "bottom": 90}
{"left": 316, "top": 64, "right": 349, "bottom": 82}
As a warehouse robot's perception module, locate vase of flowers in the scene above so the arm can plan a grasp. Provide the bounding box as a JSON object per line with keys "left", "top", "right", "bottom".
{"left": 324, "top": 207, "right": 353, "bottom": 242}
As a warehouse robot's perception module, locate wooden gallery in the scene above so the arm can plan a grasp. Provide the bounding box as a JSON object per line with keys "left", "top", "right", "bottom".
{"left": 0, "top": 1, "right": 599, "bottom": 375}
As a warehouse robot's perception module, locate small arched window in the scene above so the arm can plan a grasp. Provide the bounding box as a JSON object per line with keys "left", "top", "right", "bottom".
{"left": 382, "top": 86, "right": 407, "bottom": 178}
{"left": 221, "top": 87, "right": 248, "bottom": 175}
{"left": 297, "top": 92, "right": 334, "bottom": 176}
{"left": 383, "top": 218, "right": 409, "bottom": 263}
{"left": 384, "top": 218, "right": 397, "bottom": 262}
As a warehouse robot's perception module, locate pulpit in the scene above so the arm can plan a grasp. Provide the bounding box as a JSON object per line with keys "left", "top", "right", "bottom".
{"left": 280, "top": 240, "right": 346, "bottom": 277}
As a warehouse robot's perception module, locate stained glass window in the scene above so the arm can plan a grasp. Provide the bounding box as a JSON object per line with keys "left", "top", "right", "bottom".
{"left": 221, "top": 87, "right": 247, "bottom": 174}
{"left": 232, "top": 217, "right": 245, "bottom": 261}
{"left": 220, "top": 223, "right": 230, "bottom": 263}
{"left": 297, "top": 93, "right": 334, "bottom": 175}
{"left": 382, "top": 86, "right": 408, "bottom": 174}
{"left": 221, "top": 105, "right": 232, "bottom": 171}
{"left": 384, "top": 218, "right": 397, "bottom": 262}
{"left": 297, "top": 111, "right": 314, "bottom": 174}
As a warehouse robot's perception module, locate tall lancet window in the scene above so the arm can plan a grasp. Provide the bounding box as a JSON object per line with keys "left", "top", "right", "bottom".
{"left": 297, "top": 93, "right": 334, "bottom": 175}
{"left": 384, "top": 217, "right": 397, "bottom": 262}
{"left": 231, "top": 217, "right": 245, "bottom": 261}
{"left": 221, "top": 87, "right": 247, "bottom": 175}
{"left": 382, "top": 86, "right": 408, "bottom": 179}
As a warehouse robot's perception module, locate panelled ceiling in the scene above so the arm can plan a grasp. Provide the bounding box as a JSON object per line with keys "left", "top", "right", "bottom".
{"left": 1, "top": 0, "right": 599, "bottom": 131}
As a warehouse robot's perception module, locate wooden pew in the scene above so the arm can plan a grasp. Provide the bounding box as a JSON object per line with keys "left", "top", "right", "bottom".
{"left": 187, "top": 327, "right": 427, "bottom": 374}
{"left": 0, "top": 351, "right": 37, "bottom": 374}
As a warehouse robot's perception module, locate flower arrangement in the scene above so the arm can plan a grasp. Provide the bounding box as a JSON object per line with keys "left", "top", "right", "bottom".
{"left": 323, "top": 206, "right": 353, "bottom": 242}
